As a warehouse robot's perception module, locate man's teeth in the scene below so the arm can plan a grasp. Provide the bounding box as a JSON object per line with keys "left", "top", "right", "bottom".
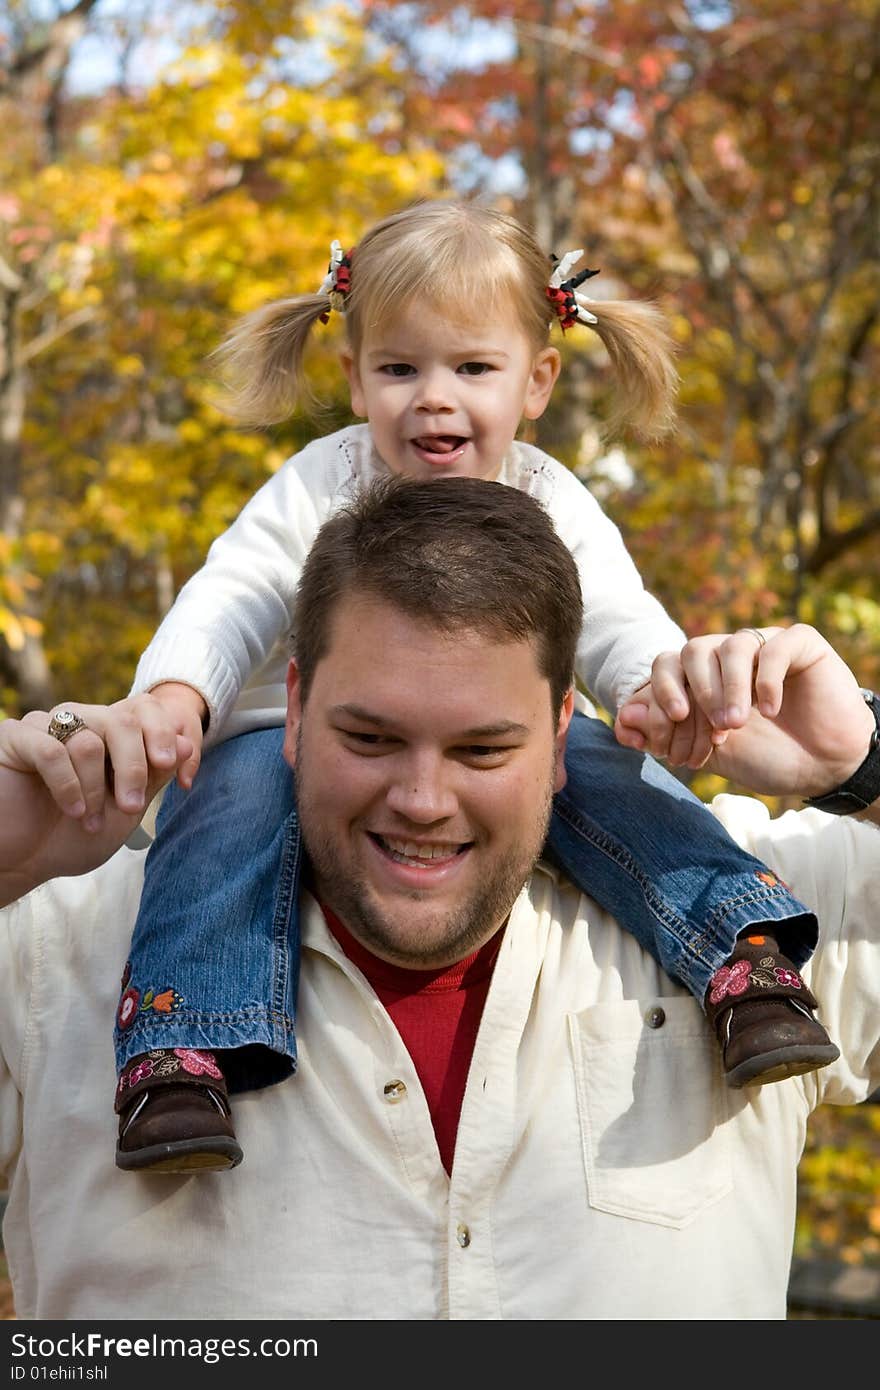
{"left": 383, "top": 838, "right": 459, "bottom": 860}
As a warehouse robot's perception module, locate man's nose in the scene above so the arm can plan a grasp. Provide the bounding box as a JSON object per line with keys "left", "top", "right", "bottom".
{"left": 385, "top": 752, "right": 458, "bottom": 823}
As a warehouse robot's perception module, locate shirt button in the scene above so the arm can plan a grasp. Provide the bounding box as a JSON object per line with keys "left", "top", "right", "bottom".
{"left": 645, "top": 1006, "right": 666, "bottom": 1029}
{"left": 383, "top": 1080, "right": 407, "bottom": 1102}
{"left": 456, "top": 1223, "right": 471, "bottom": 1248}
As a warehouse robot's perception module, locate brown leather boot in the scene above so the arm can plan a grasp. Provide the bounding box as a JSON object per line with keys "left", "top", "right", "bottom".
{"left": 115, "top": 1048, "right": 243, "bottom": 1173}
{"left": 705, "top": 933, "right": 840, "bottom": 1088}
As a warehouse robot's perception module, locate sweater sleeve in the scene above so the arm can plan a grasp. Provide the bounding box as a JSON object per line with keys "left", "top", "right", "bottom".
{"left": 130, "top": 432, "right": 359, "bottom": 738}
{"left": 520, "top": 453, "right": 686, "bottom": 712}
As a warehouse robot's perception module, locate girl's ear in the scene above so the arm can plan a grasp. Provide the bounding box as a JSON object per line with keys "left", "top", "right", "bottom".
{"left": 523, "top": 347, "right": 561, "bottom": 421}
{"left": 340, "top": 349, "right": 366, "bottom": 417}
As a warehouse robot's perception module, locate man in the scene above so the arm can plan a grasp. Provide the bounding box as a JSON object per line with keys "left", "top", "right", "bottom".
{"left": 0, "top": 476, "right": 878, "bottom": 1320}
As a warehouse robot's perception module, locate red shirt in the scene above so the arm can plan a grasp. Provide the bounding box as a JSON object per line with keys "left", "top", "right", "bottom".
{"left": 322, "top": 907, "right": 503, "bottom": 1174}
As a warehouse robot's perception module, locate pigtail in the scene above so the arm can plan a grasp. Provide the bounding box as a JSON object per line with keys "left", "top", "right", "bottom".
{"left": 587, "top": 298, "right": 680, "bottom": 442}
{"left": 210, "top": 294, "right": 330, "bottom": 426}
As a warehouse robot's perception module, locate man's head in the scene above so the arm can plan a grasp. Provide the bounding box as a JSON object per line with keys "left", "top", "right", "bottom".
{"left": 285, "top": 476, "right": 583, "bottom": 969}
{"left": 292, "top": 475, "right": 582, "bottom": 716}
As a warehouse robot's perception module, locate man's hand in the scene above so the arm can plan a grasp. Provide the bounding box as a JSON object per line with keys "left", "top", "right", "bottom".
{"left": 615, "top": 665, "right": 722, "bottom": 769}
{"left": 615, "top": 631, "right": 773, "bottom": 767}
{"left": 0, "top": 699, "right": 193, "bottom": 908}
{"left": 617, "top": 624, "right": 877, "bottom": 808}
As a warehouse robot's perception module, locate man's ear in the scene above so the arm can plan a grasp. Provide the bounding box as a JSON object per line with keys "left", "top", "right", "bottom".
{"left": 553, "top": 688, "right": 575, "bottom": 792}
{"left": 340, "top": 349, "right": 366, "bottom": 417}
{"left": 284, "top": 659, "right": 304, "bottom": 769}
{"left": 523, "top": 346, "right": 561, "bottom": 421}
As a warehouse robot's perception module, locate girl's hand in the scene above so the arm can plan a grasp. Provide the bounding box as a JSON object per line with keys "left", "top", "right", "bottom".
{"left": 615, "top": 668, "right": 718, "bottom": 769}
{"left": 616, "top": 630, "right": 773, "bottom": 767}
{"left": 39, "top": 693, "right": 198, "bottom": 822}
{"left": 146, "top": 682, "right": 208, "bottom": 788}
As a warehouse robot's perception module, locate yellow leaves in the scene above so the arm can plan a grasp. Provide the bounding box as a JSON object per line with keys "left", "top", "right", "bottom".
{"left": 0, "top": 611, "right": 27, "bottom": 652}
{"left": 263, "top": 448, "right": 287, "bottom": 475}
{"left": 1, "top": 574, "right": 35, "bottom": 608}
{"left": 115, "top": 356, "right": 145, "bottom": 379}
{"left": 0, "top": 539, "right": 43, "bottom": 651}
{"left": 3, "top": 0, "right": 445, "bottom": 712}
{"left": 827, "top": 592, "right": 880, "bottom": 638}
{"left": 20, "top": 531, "right": 62, "bottom": 563}
{"left": 178, "top": 419, "right": 205, "bottom": 444}
{"left": 678, "top": 363, "right": 724, "bottom": 407}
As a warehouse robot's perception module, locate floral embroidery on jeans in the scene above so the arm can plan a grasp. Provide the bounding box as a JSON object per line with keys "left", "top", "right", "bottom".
{"left": 115, "top": 970, "right": 184, "bottom": 1031}
{"left": 755, "top": 870, "right": 779, "bottom": 888}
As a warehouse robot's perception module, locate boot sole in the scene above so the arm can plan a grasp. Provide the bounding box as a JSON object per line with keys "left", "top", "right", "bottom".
{"left": 116, "top": 1135, "right": 244, "bottom": 1173}
{"left": 725, "top": 1042, "right": 841, "bottom": 1089}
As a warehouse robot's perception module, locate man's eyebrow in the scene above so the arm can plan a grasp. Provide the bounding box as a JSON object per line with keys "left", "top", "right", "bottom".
{"left": 458, "top": 721, "right": 531, "bottom": 739}
{"left": 329, "top": 703, "right": 391, "bottom": 726}
{"left": 329, "top": 704, "right": 530, "bottom": 738}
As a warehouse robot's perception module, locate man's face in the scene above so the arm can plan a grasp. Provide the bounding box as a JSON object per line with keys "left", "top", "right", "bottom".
{"left": 285, "top": 594, "right": 572, "bottom": 969}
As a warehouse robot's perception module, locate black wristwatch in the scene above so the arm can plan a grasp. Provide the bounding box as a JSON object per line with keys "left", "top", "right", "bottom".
{"left": 804, "top": 688, "right": 880, "bottom": 814}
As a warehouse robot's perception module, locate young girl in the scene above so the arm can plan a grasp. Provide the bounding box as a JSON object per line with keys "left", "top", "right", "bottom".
{"left": 112, "top": 200, "right": 837, "bottom": 1172}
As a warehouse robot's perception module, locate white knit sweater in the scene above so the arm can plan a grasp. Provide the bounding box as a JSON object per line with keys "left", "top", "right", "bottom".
{"left": 131, "top": 425, "right": 685, "bottom": 741}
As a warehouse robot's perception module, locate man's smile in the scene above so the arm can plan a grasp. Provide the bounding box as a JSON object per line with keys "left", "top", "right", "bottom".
{"left": 370, "top": 833, "right": 471, "bottom": 867}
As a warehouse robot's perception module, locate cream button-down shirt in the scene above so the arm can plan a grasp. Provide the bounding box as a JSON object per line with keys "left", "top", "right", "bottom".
{"left": 1, "top": 796, "right": 878, "bottom": 1320}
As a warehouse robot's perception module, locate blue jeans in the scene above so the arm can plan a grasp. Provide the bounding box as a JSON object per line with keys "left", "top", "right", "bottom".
{"left": 114, "top": 713, "right": 817, "bottom": 1090}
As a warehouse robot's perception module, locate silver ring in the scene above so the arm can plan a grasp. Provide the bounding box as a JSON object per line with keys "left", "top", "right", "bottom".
{"left": 741, "top": 627, "right": 766, "bottom": 649}
{"left": 48, "top": 708, "right": 88, "bottom": 744}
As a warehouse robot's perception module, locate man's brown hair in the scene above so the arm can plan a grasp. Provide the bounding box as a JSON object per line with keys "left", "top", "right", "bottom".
{"left": 292, "top": 475, "right": 583, "bottom": 714}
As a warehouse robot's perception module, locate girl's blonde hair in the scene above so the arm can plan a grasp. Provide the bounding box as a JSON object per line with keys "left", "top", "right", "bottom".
{"left": 214, "top": 199, "right": 679, "bottom": 440}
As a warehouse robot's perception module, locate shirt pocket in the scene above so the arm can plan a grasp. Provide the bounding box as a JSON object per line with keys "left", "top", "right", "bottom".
{"left": 569, "top": 996, "right": 733, "bottom": 1228}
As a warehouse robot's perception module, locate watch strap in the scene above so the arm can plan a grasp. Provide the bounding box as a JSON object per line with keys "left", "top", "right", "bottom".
{"left": 804, "top": 688, "right": 880, "bottom": 814}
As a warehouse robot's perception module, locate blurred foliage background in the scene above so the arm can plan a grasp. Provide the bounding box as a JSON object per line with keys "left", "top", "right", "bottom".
{"left": 1, "top": 0, "right": 878, "bottom": 1315}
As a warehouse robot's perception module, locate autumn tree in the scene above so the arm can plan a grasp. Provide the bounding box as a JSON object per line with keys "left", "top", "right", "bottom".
{"left": 2, "top": 0, "right": 444, "bottom": 713}
{"left": 0, "top": 0, "right": 107, "bottom": 707}
{"left": 363, "top": 0, "right": 880, "bottom": 679}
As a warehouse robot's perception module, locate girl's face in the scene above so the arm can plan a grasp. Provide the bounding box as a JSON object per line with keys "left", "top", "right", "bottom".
{"left": 341, "top": 300, "right": 560, "bottom": 481}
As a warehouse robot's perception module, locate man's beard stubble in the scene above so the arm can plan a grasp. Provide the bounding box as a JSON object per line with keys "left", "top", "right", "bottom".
{"left": 294, "top": 729, "right": 556, "bottom": 969}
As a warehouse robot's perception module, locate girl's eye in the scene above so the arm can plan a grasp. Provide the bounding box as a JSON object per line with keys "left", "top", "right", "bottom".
{"left": 458, "top": 362, "right": 492, "bottom": 376}
{"left": 381, "top": 363, "right": 415, "bottom": 377}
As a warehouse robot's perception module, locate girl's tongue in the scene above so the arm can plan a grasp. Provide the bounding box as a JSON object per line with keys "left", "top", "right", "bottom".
{"left": 413, "top": 435, "right": 463, "bottom": 454}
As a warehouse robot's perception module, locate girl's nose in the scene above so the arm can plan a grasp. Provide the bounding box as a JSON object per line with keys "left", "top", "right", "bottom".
{"left": 414, "top": 368, "right": 455, "bottom": 413}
